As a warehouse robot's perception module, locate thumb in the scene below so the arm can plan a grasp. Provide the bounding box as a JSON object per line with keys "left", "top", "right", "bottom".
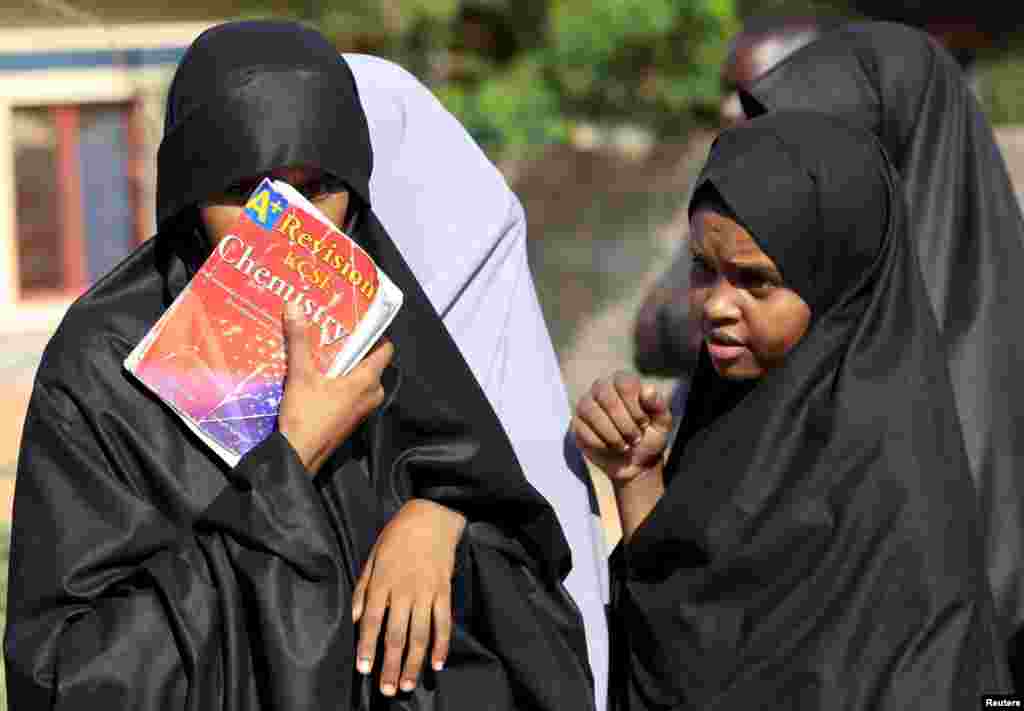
{"left": 282, "top": 299, "right": 310, "bottom": 373}
{"left": 640, "top": 385, "right": 673, "bottom": 432}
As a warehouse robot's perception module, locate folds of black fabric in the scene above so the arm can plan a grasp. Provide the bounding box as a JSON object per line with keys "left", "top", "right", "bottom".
{"left": 5, "top": 20, "right": 594, "bottom": 711}
{"left": 608, "top": 112, "right": 1011, "bottom": 710}
{"left": 5, "top": 228, "right": 593, "bottom": 710}
{"left": 741, "top": 22, "right": 1024, "bottom": 686}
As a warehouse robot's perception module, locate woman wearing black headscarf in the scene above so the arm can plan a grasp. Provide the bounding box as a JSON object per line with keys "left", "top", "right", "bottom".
{"left": 575, "top": 111, "right": 1011, "bottom": 707}
{"left": 738, "top": 23, "right": 1024, "bottom": 681}
{"left": 5, "top": 20, "right": 593, "bottom": 710}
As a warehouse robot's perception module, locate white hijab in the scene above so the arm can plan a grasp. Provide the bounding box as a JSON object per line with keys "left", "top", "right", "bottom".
{"left": 345, "top": 53, "right": 610, "bottom": 710}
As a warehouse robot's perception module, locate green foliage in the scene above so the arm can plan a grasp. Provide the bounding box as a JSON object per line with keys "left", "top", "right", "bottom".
{"left": 236, "top": 0, "right": 739, "bottom": 161}
{"left": 734, "top": 0, "right": 855, "bottom": 18}
{"left": 436, "top": 57, "right": 568, "bottom": 158}
{"left": 438, "top": 0, "right": 737, "bottom": 159}
{"left": 979, "top": 57, "right": 1024, "bottom": 125}
{"left": 547, "top": 0, "right": 739, "bottom": 127}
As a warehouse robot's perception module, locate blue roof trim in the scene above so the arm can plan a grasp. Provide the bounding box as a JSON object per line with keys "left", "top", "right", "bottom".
{"left": 0, "top": 46, "right": 186, "bottom": 72}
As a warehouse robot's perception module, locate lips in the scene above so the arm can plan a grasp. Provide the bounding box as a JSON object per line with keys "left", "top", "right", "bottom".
{"left": 706, "top": 331, "right": 747, "bottom": 361}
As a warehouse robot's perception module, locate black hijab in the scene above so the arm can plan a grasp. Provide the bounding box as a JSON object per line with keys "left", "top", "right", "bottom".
{"left": 6, "top": 20, "right": 593, "bottom": 710}
{"left": 741, "top": 22, "right": 1024, "bottom": 670}
{"left": 610, "top": 111, "right": 1010, "bottom": 709}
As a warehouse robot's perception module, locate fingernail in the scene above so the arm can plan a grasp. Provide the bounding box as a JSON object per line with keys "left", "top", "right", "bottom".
{"left": 381, "top": 683, "right": 396, "bottom": 697}
{"left": 358, "top": 658, "right": 372, "bottom": 674}
{"left": 433, "top": 660, "right": 445, "bottom": 671}
{"left": 400, "top": 680, "right": 415, "bottom": 692}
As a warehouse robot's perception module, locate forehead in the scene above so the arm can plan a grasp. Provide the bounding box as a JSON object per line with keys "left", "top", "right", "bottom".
{"left": 232, "top": 165, "right": 334, "bottom": 187}
{"left": 267, "top": 165, "right": 326, "bottom": 183}
{"left": 690, "top": 209, "right": 769, "bottom": 261}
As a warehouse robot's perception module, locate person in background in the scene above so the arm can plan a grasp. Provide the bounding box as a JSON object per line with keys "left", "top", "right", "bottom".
{"left": 740, "top": 21, "right": 1024, "bottom": 687}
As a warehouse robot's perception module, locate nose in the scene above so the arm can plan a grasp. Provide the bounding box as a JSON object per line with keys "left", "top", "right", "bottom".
{"left": 702, "top": 276, "right": 742, "bottom": 326}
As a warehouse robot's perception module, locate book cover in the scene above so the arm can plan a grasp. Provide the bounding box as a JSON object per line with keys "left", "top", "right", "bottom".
{"left": 124, "top": 178, "right": 403, "bottom": 466}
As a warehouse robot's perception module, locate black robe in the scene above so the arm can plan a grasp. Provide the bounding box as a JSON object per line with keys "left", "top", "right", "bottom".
{"left": 741, "top": 23, "right": 1024, "bottom": 681}
{"left": 5, "top": 20, "right": 593, "bottom": 710}
{"left": 610, "top": 111, "right": 1011, "bottom": 709}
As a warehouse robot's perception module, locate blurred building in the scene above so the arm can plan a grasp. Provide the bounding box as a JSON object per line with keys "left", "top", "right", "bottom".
{"left": 0, "top": 21, "right": 216, "bottom": 336}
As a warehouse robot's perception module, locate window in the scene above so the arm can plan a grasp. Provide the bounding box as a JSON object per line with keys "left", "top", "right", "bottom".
{"left": 13, "top": 101, "right": 142, "bottom": 299}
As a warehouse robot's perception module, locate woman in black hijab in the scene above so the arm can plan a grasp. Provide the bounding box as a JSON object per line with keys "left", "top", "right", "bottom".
{"left": 739, "top": 23, "right": 1024, "bottom": 681}
{"left": 5, "top": 20, "right": 593, "bottom": 710}
{"left": 575, "top": 111, "right": 1011, "bottom": 707}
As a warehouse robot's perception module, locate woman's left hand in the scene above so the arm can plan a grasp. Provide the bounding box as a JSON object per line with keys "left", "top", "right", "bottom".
{"left": 352, "top": 499, "right": 467, "bottom": 697}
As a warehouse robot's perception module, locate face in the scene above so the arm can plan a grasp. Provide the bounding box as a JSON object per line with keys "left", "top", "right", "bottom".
{"left": 688, "top": 208, "right": 811, "bottom": 380}
{"left": 719, "top": 39, "right": 770, "bottom": 127}
{"left": 719, "top": 31, "right": 814, "bottom": 126}
{"left": 199, "top": 165, "right": 351, "bottom": 246}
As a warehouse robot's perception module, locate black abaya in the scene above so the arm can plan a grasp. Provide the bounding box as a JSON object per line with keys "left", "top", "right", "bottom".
{"left": 742, "top": 25, "right": 1024, "bottom": 678}
{"left": 5, "top": 20, "right": 594, "bottom": 710}
{"left": 610, "top": 111, "right": 1010, "bottom": 710}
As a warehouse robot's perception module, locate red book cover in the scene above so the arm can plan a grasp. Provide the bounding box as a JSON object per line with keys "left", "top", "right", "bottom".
{"left": 124, "top": 178, "right": 403, "bottom": 465}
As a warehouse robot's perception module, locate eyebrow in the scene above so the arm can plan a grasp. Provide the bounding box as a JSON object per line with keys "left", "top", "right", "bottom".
{"left": 730, "top": 260, "right": 783, "bottom": 283}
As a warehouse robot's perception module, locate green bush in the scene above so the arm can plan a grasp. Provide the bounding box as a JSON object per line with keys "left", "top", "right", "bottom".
{"left": 247, "top": 0, "right": 739, "bottom": 160}
{"left": 444, "top": 0, "right": 738, "bottom": 159}
{"left": 980, "top": 57, "right": 1024, "bottom": 125}
{"left": 435, "top": 56, "right": 569, "bottom": 159}
{"left": 547, "top": 0, "right": 738, "bottom": 129}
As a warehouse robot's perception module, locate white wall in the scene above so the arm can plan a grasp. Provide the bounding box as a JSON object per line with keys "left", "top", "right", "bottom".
{"left": 0, "top": 22, "right": 218, "bottom": 334}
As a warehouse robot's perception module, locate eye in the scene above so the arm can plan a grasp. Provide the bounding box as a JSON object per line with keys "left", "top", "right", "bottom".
{"left": 736, "top": 269, "right": 779, "bottom": 294}
{"left": 225, "top": 182, "right": 251, "bottom": 198}
{"left": 300, "top": 180, "right": 328, "bottom": 200}
{"left": 299, "top": 176, "right": 345, "bottom": 201}
{"left": 219, "top": 179, "right": 262, "bottom": 204}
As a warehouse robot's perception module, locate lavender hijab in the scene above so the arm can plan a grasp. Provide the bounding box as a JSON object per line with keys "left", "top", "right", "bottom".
{"left": 344, "top": 54, "right": 610, "bottom": 710}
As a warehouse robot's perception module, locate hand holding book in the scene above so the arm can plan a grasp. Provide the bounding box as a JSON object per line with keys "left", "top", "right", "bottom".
{"left": 124, "top": 178, "right": 403, "bottom": 466}
{"left": 277, "top": 298, "right": 393, "bottom": 473}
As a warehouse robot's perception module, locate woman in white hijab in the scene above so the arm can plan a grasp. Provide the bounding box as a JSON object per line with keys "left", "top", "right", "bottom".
{"left": 344, "top": 53, "right": 611, "bottom": 711}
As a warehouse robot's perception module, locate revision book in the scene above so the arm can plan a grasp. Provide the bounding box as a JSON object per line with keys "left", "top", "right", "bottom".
{"left": 124, "top": 178, "right": 403, "bottom": 466}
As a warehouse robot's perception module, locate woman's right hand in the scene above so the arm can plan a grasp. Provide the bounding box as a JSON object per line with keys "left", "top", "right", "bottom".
{"left": 278, "top": 299, "right": 394, "bottom": 474}
{"left": 572, "top": 371, "right": 673, "bottom": 486}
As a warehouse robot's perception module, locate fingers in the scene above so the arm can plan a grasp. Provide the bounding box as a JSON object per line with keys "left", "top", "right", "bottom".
{"left": 356, "top": 588, "right": 388, "bottom": 677}
{"left": 572, "top": 415, "right": 612, "bottom": 457}
{"left": 339, "top": 339, "right": 392, "bottom": 415}
{"left": 577, "top": 376, "right": 644, "bottom": 451}
{"left": 378, "top": 598, "right": 412, "bottom": 697}
{"left": 430, "top": 588, "right": 452, "bottom": 672}
{"left": 575, "top": 393, "right": 628, "bottom": 453}
{"left": 612, "top": 371, "right": 649, "bottom": 430}
{"left": 639, "top": 384, "right": 674, "bottom": 432}
{"left": 351, "top": 547, "right": 376, "bottom": 623}
{"left": 356, "top": 338, "right": 395, "bottom": 379}
{"left": 282, "top": 299, "right": 312, "bottom": 375}
{"left": 398, "top": 599, "right": 433, "bottom": 692}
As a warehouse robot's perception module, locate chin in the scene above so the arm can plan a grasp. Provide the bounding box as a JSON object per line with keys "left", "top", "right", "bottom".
{"left": 711, "top": 359, "right": 763, "bottom": 380}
